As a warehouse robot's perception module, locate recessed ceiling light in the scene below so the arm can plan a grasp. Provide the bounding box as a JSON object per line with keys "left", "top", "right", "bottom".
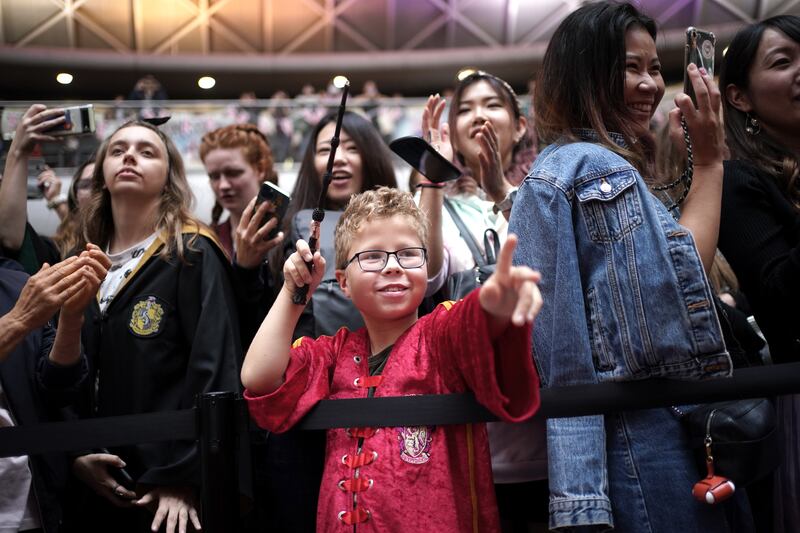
{"left": 198, "top": 76, "right": 216, "bottom": 89}
{"left": 56, "top": 72, "right": 73, "bottom": 85}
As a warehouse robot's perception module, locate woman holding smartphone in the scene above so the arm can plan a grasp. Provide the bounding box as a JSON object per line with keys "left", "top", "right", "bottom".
{"left": 719, "top": 15, "right": 800, "bottom": 531}
{"left": 200, "top": 124, "right": 287, "bottom": 345}
{"left": 509, "top": 2, "right": 745, "bottom": 530}
{"left": 67, "top": 120, "right": 241, "bottom": 533}
{"left": 200, "top": 123, "right": 283, "bottom": 266}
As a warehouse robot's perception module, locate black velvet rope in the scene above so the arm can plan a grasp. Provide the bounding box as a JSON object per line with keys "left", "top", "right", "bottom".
{"left": 2, "top": 362, "right": 800, "bottom": 458}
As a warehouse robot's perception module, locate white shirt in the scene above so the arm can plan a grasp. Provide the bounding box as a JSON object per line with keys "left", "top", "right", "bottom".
{"left": 0, "top": 383, "right": 41, "bottom": 533}
{"left": 98, "top": 233, "right": 159, "bottom": 313}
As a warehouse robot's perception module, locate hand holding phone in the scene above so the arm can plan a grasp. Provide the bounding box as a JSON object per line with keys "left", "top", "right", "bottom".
{"left": 44, "top": 104, "right": 96, "bottom": 136}
{"left": 96, "top": 447, "right": 136, "bottom": 491}
{"left": 684, "top": 27, "right": 716, "bottom": 108}
{"left": 252, "top": 181, "right": 291, "bottom": 240}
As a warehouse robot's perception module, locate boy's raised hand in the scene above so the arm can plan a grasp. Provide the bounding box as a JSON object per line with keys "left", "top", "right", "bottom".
{"left": 479, "top": 234, "right": 543, "bottom": 327}
{"left": 283, "top": 239, "right": 326, "bottom": 297}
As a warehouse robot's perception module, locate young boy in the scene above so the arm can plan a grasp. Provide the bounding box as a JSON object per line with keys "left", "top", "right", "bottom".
{"left": 242, "top": 187, "right": 541, "bottom": 532}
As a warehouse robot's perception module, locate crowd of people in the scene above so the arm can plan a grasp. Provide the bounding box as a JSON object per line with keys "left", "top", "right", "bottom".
{"left": 0, "top": 2, "right": 799, "bottom": 532}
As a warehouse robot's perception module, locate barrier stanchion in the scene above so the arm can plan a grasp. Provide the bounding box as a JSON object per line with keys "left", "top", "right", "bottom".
{"left": 198, "top": 392, "right": 238, "bottom": 533}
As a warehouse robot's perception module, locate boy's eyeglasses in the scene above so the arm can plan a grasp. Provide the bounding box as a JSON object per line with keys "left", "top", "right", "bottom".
{"left": 346, "top": 247, "right": 427, "bottom": 272}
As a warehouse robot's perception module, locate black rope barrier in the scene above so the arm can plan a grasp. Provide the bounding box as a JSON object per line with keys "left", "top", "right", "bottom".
{"left": 295, "top": 361, "right": 800, "bottom": 428}
{"left": 1, "top": 362, "right": 798, "bottom": 533}
{"left": 0, "top": 408, "right": 196, "bottom": 457}
{"left": 3, "top": 362, "right": 800, "bottom": 459}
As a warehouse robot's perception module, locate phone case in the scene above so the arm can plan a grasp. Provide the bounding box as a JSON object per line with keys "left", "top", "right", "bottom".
{"left": 48, "top": 104, "right": 96, "bottom": 136}
{"left": 254, "top": 181, "right": 291, "bottom": 239}
{"left": 684, "top": 27, "right": 716, "bottom": 106}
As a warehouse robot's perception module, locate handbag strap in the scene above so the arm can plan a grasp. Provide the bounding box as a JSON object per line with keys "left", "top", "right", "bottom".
{"left": 483, "top": 229, "right": 500, "bottom": 265}
{"left": 443, "top": 198, "right": 487, "bottom": 267}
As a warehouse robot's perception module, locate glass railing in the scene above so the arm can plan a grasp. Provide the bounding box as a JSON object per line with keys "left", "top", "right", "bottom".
{"left": 2, "top": 96, "right": 538, "bottom": 169}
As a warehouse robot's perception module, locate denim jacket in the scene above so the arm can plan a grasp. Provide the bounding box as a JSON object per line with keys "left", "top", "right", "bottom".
{"left": 508, "top": 132, "right": 732, "bottom": 530}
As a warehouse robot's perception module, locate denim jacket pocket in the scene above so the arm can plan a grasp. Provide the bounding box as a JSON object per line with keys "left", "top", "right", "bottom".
{"left": 575, "top": 170, "right": 643, "bottom": 243}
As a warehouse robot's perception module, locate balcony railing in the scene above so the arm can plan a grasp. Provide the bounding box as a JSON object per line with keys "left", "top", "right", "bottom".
{"left": 2, "top": 96, "right": 539, "bottom": 170}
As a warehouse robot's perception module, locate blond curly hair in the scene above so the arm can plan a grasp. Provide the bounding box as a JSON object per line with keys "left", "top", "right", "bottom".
{"left": 334, "top": 186, "right": 427, "bottom": 269}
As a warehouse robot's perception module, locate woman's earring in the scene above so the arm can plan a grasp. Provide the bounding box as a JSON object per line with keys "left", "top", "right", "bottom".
{"left": 745, "top": 113, "right": 761, "bottom": 135}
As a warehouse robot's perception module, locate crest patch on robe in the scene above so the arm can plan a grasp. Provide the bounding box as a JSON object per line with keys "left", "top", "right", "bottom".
{"left": 129, "top": 296, "right": 165, "bottom": 337}
{"left": 396, "top": 425, "right": 434, "bottom": 464}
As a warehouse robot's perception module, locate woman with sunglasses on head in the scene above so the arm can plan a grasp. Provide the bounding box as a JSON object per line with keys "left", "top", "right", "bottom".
{"left": 508, "top": 2, "right": 748, "bottom": 530}
{"left": 65, "top": 120, "right": 241, "bottom": 533}
{"left": 718, "top": 15, "right": 800, "bottom": 531}
{"left": 419, "top": 71, "right": 547, "bottom": 530}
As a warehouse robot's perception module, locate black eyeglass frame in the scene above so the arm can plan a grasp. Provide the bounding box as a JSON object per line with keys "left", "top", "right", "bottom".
{"left": 345, "top": 247, "right": 428, "bottom": 272}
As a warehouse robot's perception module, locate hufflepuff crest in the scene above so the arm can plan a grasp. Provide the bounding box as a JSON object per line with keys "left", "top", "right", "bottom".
{"left": 129, "top": 296, "right": 165, "bottom": 337}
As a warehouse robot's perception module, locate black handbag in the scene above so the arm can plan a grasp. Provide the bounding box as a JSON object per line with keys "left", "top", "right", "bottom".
{"left": 676, "top": 398, "right": 780, "bottom": 488}
{"left": 442, "top": 199, "right": 500, "bottom": 301}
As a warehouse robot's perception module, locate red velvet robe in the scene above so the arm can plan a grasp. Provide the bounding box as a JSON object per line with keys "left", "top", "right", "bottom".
{"left": 245, "top": 290, "right": 540, "bottom": 532}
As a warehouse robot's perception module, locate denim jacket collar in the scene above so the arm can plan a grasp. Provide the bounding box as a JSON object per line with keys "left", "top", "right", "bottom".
{"left": 572, "top": 128, "right": 629, "bottom": 149}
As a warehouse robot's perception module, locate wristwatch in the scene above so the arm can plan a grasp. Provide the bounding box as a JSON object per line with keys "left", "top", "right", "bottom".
{"left": 493, "top": 188, "right": 518, "bottom": 214}
{"left": 47, "top": 194, "right": 68, "bottom": 210}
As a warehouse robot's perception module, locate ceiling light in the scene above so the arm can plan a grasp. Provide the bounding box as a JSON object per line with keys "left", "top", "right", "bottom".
{"left": 332, "top": 75, "right": 349, "bottom": 89}
{"left": 198, "top": 76, "right": 216, "bottom": 90}
{"left": 56, "top": 72, "right": 73, "bottom": 85}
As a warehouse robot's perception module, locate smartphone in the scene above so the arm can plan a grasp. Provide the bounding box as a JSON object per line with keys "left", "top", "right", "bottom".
{"left": 26, "top": 158, "right": 48, "bottom": 199}
{"left": 46, "top": 104, "right": 96, "bottom": 136}
{"left": 389, "top": 136, "right": 462, "bottom": 183}
{"left": 110, "top": 463, "right": 136, "bottom": 491}
{"left": 253, "top": 181, "right": 291, "bottom": 239}
{"left": 684, "top": 27, "right": 716, "bottom": 107}
{"left": 96, "top": 448, "right": 135, "bottom": 491}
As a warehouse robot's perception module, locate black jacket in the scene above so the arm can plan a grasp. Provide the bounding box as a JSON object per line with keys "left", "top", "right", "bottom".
{"left": 720, "top": 160, "right": 800, "bottom": 363}
{"left": 78, "top": 232, "right": 243, "bottom": 486}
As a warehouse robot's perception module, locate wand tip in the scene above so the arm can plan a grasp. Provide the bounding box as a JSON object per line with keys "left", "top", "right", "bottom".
{"left": 332, "top": 75, "right": 349, "bottom": 89}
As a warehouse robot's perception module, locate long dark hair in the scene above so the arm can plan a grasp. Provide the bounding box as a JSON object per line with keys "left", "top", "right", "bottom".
{"left": 446, "top": 71, "right": 537, "bottom": 187}
{"left": 271, "top": 111, "right": 397, "bottom": 274}
{"left": 535, "top": 1, "right": 657, "bottom": 177}
{"left": 721, "top": 15, "right": 800, "bottom": 209}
